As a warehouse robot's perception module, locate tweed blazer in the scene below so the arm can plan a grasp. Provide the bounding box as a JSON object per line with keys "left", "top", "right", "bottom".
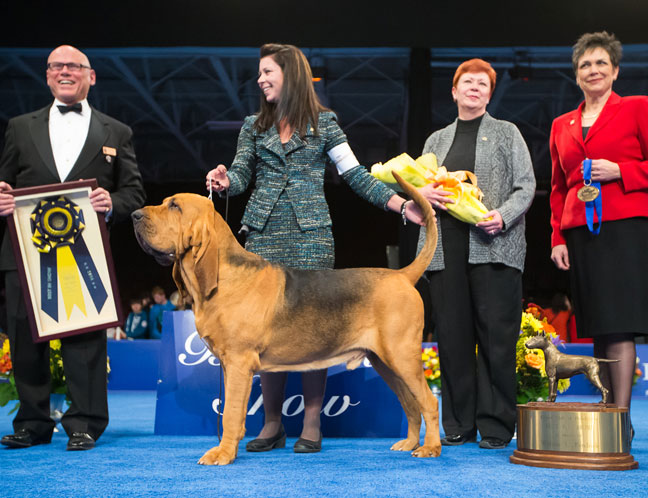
{"left": 227, "top": 111, "right": 394, "bottom": 231}
{"left": 417, "top": 113, "right": 536, "bottom": 272}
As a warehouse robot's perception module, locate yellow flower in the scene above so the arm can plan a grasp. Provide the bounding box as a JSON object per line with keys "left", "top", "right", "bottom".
{"left": 50, "top": 340, "right": 61, "bottom": 351}
{"left": 2, "top": 339, "right": 10, "bottom": 355}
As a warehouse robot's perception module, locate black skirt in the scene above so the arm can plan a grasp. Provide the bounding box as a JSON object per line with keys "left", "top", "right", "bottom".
{"left": 565, "top": 217, "right": 648, "bottom": 337}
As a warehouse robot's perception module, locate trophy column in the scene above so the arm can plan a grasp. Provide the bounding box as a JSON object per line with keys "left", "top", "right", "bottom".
{"left": 511, "top": 402, "right": 638, "bottom": 470}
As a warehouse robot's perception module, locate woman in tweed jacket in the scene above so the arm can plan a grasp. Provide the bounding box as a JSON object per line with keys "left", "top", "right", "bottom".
{"left": 206, "top": 44, "right": 422, "bottom": 453}
{"left": 416, "top": 59, "right": 535, "bottom": 450}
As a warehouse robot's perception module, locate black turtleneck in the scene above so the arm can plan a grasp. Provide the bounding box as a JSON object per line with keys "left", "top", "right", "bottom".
{"left": 439, "top": 114, "right": 484, "bottom": 232}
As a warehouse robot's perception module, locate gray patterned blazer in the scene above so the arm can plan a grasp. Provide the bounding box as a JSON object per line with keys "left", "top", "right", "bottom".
{"left": 417, "top": 112, "right": 536, "bottom": 271}
{"left": 227, "top": 111, "right": 394, "bottom": 231}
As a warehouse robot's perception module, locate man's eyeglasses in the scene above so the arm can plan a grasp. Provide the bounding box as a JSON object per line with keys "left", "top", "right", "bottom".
{"left": 47, "top": 62, "right": 92, "bottom": 72}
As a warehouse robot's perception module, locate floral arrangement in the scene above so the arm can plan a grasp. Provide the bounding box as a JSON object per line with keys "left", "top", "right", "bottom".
{"left": 1, "top": 336, "right": 110, "bottom": 415}
{"left": 633, "top": 357, "right": 643, "bottom": 387}
{"left": 422, "top": 346, "right": 441, "bottom": 390}
{"left": 0, "top": 335, "right": 19, "bottom": 413}
{"left": 517, "top": 305, "right": 571, "bottom": 403}
{"left": 421, "top": 305, "right": 576, "bottom": 402}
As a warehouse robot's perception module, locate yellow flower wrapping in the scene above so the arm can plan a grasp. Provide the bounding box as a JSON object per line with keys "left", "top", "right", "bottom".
{"left": 371, "top": 152, "right": 489, "bottom": 224}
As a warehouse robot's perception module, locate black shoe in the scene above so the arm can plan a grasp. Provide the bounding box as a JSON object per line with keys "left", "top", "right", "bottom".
{"left": 1, "top": 429, "right": 51, "bottom": 449}
{"left": 245, "top": 426, "right": 286, "bottom": 452}
{"left": 293, "top": 433, "right": 322, "bottom": 453}
{"left": 66, "top": 432, "right": 95, "bottom": 451}
{"left": 440, "top": 433, "right": 477, "bottom": 446}
{"left": 479, "top": 437, "right": 508, "bottom": 449}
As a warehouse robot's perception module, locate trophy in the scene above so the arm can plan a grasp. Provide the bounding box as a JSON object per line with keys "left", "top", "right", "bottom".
{"left": 510, "top": 331, "right": 638, "bottom": 470}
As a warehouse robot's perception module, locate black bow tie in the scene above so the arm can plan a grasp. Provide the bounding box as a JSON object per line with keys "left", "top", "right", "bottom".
{"left": 57, "top": 103, "right": 82, "bottom": 114}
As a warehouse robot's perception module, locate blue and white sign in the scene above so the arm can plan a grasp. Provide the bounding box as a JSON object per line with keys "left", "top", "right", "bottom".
{"left": 154, "top": 311, "right": 410, "bottom": 437}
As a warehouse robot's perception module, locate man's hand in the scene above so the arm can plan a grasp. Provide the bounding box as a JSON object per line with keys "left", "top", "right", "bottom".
{"left": 90, "top": 187, "right": 112, "bottom": 214}
{"left": 0, "top": 182, "right": 15, "bottom": 216}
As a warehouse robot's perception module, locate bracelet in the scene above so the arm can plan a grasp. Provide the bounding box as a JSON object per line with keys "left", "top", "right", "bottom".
{"left": 400, "top": 200, "right": 409, "bottom": 225}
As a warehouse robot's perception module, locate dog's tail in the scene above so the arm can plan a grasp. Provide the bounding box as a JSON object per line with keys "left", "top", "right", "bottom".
{"left": 394, "top": 172, "right": 438, "bottom": 285}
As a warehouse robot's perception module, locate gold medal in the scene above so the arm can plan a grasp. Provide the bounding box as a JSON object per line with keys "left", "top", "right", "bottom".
{"left": 577, "top": 185, "right": 599, "bottom": 202}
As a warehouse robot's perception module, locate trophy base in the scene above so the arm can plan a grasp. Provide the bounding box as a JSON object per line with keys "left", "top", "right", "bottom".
{"left": 510, "top": 402, "right": 638, "bottom": 471}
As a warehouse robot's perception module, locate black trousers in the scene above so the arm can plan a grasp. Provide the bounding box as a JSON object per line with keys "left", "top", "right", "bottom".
{"left": 5, "top": 271, "right": 108, "bottom": 440}
{"left": 427, "top": 228, "right": 521, "bottom": 441}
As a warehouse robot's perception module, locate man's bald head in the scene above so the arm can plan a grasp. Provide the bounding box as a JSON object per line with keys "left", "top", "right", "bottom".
{"left": 46, "top": 45, "right": 96, "bottom": 105}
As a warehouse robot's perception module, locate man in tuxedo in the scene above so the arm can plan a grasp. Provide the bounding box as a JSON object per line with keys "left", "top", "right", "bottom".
{"left": 0, "top": 45, "right": 145, "bottom": 451}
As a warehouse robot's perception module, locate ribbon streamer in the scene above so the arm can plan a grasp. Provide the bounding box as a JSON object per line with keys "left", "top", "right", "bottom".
{"left": 31, "top": 196, "right": 108, "bottom": 321}
{"left": 583, "top": 159, "right": 602, "bottom": 235}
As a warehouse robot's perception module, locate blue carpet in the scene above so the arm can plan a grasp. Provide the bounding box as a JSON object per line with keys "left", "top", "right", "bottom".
{"left": 1, "top": 392, "right": 646, "bottom": 497}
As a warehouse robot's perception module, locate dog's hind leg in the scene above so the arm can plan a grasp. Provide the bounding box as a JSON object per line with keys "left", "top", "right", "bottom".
{"left": 370, "top": 351, "right": 441, "bottom": 458}
{"left": 585, "top": 365, "right": 610, "bottom": 403}
{"left": 367, "top": 352, "right": 422, "bottom": 452}
{"left": 198, "top": 355, "right": 256, "bottom": 465}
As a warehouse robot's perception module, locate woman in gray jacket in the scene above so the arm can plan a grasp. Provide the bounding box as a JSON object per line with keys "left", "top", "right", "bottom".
{"left": 417, "top": 58, "right": 535, "bottom": 449}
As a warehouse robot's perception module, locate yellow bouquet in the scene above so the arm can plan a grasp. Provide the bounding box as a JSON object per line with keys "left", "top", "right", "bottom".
{"left": 371, "top": 152, "right": 489, "bottom": 224}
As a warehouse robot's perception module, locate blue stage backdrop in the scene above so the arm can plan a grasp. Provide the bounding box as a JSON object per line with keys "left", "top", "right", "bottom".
{"left": 154, "top": 311, "right": 410, "bottom": 437}
{"left": 106, "top": 311, "right": 648, "bottom": 436}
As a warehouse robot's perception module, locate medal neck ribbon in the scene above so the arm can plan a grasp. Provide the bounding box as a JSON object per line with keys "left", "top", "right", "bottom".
{"left": 583, "top": 158, "right": 602, "bottom": 235}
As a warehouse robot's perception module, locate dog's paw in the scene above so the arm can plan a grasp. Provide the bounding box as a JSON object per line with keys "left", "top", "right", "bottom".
{"left": 390, "top": 438, "right": 420, "bottom": 452}
{"left": 412, "top": 444, "right": 442, "bottom": 458}
{"left": 197, "top": 446, "right": 236, "bottom": 466}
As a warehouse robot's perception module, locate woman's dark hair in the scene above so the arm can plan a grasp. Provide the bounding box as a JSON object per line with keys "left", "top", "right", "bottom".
{"left": 550, "top": 293, "right": 569, "bottom": 313}
{"left": 572, "top": 31, "right": 622, "bottom": 73}
{"left": 255, "top": 43, "right": 329, "bottom": 136}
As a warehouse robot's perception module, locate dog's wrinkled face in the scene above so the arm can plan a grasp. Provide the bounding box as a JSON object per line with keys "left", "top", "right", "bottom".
{"left": 132, "top": 193, "right": 213, "bottom": 266}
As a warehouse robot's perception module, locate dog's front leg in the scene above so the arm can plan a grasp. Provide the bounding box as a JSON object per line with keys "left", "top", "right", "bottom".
{"left": 198, "top": 357, "right": 255, "bottom": 466}
{"left": 547, "top": 375, "right": 558, "bottom": 402}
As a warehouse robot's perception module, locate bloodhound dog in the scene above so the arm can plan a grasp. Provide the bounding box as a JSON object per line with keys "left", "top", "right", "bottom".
{"left": 132, "top": 174, "right": 440, "bottom": 465}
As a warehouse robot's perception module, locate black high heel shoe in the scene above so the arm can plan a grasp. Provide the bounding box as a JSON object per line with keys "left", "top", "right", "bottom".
{"left": 245, "top": 425, "right": 286, "bottom": 452}
{"left": 293, "top": 432, "right": 322, "bottom": 453}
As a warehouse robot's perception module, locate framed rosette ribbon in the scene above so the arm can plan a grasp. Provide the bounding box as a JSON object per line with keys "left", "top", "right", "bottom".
{"left": 7, "top": 180, "right": 123, "bottom": 342}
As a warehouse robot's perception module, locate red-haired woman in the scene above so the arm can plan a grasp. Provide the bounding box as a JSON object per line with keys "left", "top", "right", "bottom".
{"left": 417, "top": 59, "right": 536, "bottom": 449}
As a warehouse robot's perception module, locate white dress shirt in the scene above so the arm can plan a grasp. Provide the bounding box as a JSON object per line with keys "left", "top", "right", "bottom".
{"left": 49, "top": 98, "right": 91, "bottom": 181}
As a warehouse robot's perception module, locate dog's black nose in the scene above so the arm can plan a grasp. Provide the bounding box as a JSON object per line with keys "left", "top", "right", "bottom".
{"left": 131, "top": 209, "right": 143, "bottom": 221}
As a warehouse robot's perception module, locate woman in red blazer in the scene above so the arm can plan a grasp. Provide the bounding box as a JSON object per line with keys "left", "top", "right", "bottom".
{"left": 550, "top": 31, "right": 648, "bottom": 418}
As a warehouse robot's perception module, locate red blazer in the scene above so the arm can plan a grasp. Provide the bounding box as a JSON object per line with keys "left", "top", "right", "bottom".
{"left": 550, "top": 92, "right": 648, "bottom": 246}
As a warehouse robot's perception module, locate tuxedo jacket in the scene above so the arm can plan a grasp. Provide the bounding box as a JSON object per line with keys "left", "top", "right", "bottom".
{"left": 549, "top": 92, "right": 648, "bottom": 247}
{"left": 0, "top": 104, "right": 146, "bottom": 270}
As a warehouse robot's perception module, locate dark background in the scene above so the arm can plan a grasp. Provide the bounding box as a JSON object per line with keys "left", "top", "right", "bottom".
{"left": 1, "top": 1, "right": 647, "bottom": 317}
{"left": 3, "top": 1, "right": 647, "bottom": 48}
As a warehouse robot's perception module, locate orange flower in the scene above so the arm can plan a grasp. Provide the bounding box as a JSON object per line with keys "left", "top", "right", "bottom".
{"left": 424, "top": 369, "right": 434, "bottom": 378}
{"left": 526, "top": 304, "right": 544, "bottom": 319}
{"left": 525, "top": 353, "right": 544, "bottom": 370}
{"left": 541, "top": 322, "right": 556, "bottom": 335}
{"left": 0, "top": 356, "right": 12, "bottom": 374}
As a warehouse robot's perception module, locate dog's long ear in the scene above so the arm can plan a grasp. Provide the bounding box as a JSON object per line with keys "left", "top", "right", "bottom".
{"left": 190, "top": 210, "right": 218, "bottom": 299}
{"left": 172, "top": 261, "right": 189, "bottom": 310}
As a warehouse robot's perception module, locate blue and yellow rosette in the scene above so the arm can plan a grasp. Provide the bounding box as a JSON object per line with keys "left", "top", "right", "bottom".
{"left": 31, "top": 196, "right": 108, "bottom": 321}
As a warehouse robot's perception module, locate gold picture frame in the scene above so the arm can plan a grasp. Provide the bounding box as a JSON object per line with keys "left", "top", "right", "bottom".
{"left": 7, "top": 179, "right": 123, "bottom": 342}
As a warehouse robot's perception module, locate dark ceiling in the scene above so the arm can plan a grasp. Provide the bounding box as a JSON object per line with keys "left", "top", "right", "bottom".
{"left": 3, "top": 1, "right": 647, "bottom": 48}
